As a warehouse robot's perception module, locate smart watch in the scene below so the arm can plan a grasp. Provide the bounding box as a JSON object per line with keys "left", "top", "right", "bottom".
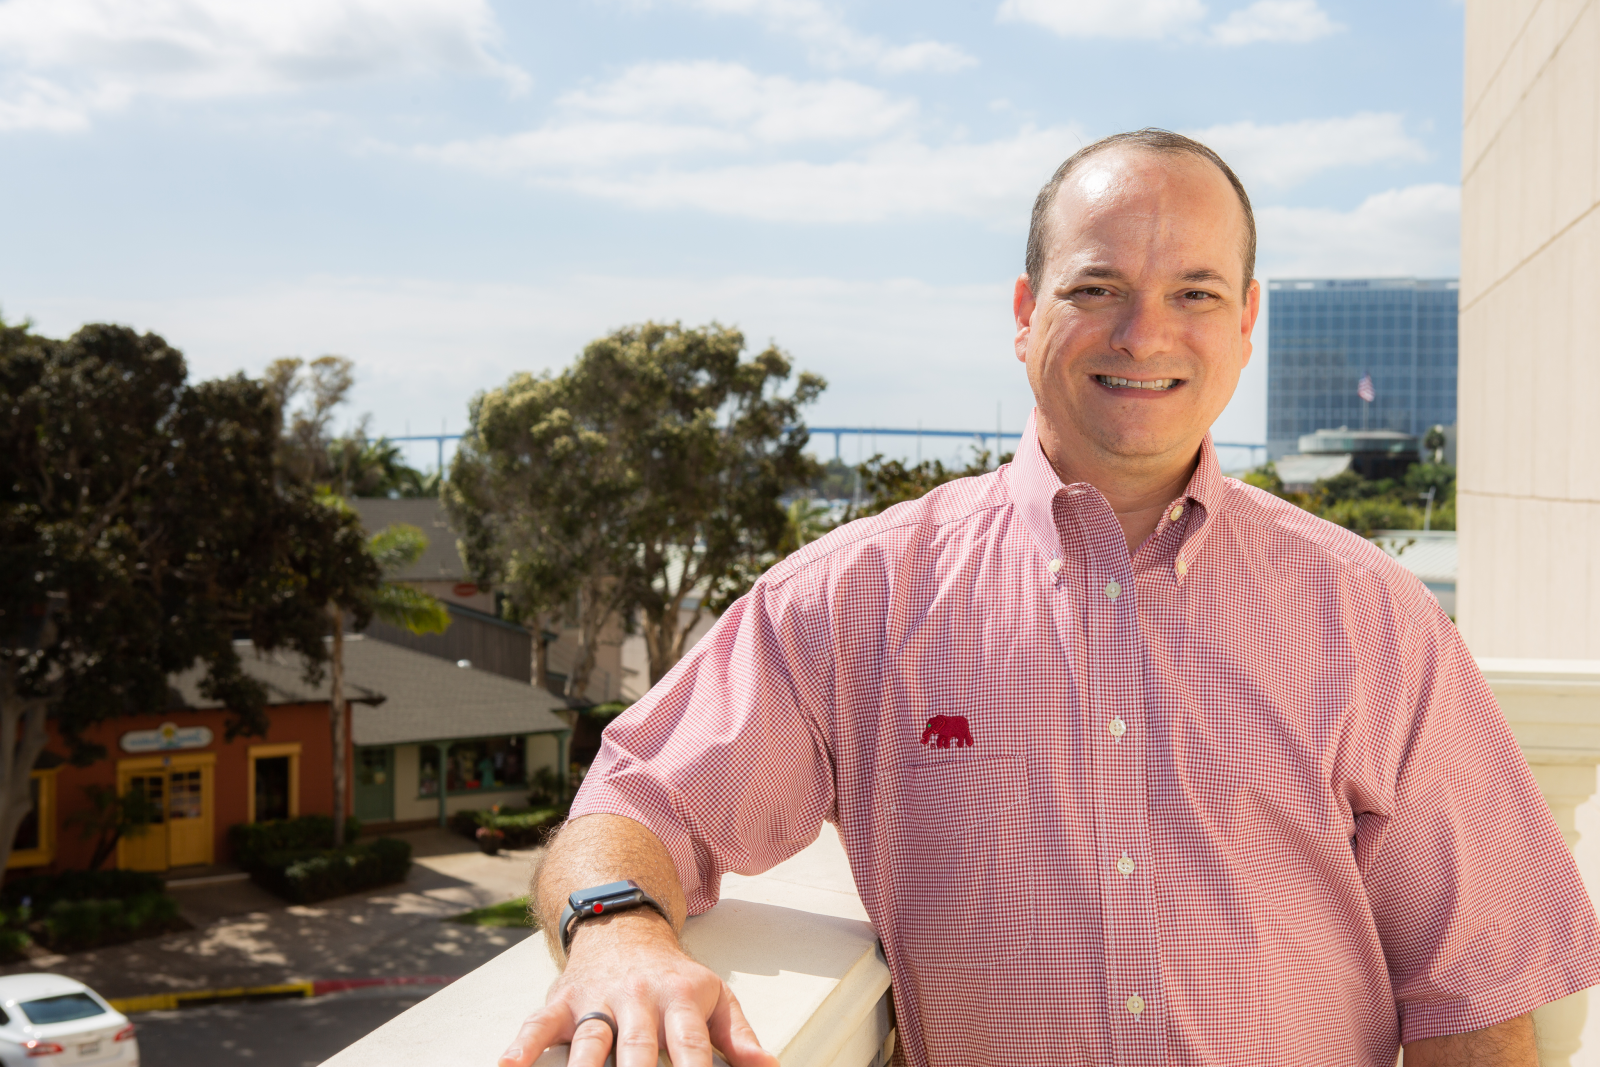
{"left": 559, "top": 880, "right": 671, "bottom": 954}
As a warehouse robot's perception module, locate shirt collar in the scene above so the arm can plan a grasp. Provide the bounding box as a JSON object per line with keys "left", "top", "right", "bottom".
{"left": 1006, "top": 406, "right": 1226, "bottom": 565}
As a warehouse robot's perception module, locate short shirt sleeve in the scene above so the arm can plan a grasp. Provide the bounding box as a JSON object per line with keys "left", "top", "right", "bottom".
{"left": 567, "top": 570, "right": 836, "bottom": 915}
{"left": 1356, "top": 604, "right": 1600, "bottom": 1043}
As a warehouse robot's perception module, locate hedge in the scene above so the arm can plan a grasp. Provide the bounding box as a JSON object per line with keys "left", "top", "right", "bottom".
{"left": 447, "top": 806, "right": 566, "bottom": 850}
{"left": 248, "top": 837, "right": 412, "bottom": 904}
{"left": 2, "top": 869, "right": 166, "bottom": 912}
{"left": 228, "top": 815, "right": 363, "bottom": 871}
{"left": 43, "top": 893, "right": 181, "bottom": 952}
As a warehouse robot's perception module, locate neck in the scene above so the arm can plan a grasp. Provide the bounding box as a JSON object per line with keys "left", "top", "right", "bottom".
{"left": 1036, "top": 420, "right": 1202, "bottom": 556}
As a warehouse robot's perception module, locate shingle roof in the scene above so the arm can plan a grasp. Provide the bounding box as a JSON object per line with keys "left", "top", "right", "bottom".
{"left": 171, "top": 637, "right": 570, "bottom": 746}
{"left": 1373, "top": 530, "right": 1457, "bottom": 584}
{"left": 348, "top": 498, "right": 466, "bottom": 582}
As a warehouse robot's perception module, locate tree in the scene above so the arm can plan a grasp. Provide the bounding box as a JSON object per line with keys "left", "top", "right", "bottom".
{"left": 67, "top": 784, "right": 164, "bottom": 872}
{"left": 449, "top": 322, "right": 825, "bottom": 693}
{"left": 847, "top": 446, "right": 1011, "bottom": 519}
{"left": 263, "top": 361, "right": 448, "bottom": 846}
{"left": 0, "top": 322, "right": 373, "bottom": 872}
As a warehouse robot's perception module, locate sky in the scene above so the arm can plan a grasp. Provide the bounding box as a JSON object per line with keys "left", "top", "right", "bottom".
{"left": 0, "top": 0, "right": 1464, "bottom": 471}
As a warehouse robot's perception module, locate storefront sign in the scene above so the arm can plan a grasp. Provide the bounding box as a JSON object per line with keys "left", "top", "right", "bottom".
{"left": 120, "top": 722, "right": 214, "bottom": 754}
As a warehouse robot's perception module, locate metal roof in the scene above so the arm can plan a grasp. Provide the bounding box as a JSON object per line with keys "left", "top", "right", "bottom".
{"left": 1373, "top": 530, "right": 1457, "bottom": 584}
{"left": 170, "top": 637, "right": 570, "bottom": 746}
{"left": 348, "top": 498, "right": 467, "bottom": 583}
{"left": 1275, "top": 453, "right": 1352, "bottom": 489}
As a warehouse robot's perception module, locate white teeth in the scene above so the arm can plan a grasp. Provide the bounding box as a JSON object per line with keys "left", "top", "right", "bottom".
{"left": 1097, "top": 375, "right": 1177, "bottom": 390}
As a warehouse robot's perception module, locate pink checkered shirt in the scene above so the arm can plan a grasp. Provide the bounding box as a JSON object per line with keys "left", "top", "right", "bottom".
{"left": 572, "top": 410, "right": 1600, "bottom": 1066}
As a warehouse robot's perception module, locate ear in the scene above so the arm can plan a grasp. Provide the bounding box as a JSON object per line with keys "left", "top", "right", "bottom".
{"left": 1235, "top": 278, "right": 1261, "bottom": 369}
{"left": 1013, "top": 274, "right": 1037, "bottom": 364}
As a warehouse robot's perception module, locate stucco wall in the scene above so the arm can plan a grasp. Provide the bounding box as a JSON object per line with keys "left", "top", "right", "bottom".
{"left": 1458, "top": 0, "right": 1600, "bottom": 656}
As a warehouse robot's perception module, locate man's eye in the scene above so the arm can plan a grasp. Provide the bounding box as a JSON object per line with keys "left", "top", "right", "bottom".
{"left": 1077, "top": 287, "right": 1110, "bottom": 297}
{"left": 1183, "top": 290, "right": 1213, "bottom": 301}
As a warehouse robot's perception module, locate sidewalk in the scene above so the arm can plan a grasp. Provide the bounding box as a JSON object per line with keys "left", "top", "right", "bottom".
{"left": 0, "top": 829, "right": 542, "bottom": 1000}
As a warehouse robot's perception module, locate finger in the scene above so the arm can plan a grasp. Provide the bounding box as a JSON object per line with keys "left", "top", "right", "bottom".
{"left": 499, "top": 1003, "right": 575, "bottom": 1067}
{"left": 707, "top": 984, "right": 779, "bottom": 1067}
{"left": 660, "top": 998, "right": 717, "bottom": 1067}
{"left": 614, "top": 1000, "right": 663, "bottom": 1067}
{"left": 567, "top": 1011, "right": 618, "bottom": 1067}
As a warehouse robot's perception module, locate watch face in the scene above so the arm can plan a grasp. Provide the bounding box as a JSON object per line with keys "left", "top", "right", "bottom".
{"left": 572, "top": 880, "right": 636, "bottom": 905}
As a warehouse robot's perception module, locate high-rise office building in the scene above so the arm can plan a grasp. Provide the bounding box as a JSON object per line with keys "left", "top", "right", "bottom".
{"left": 1266, "top": 278, "right": 1458, "bottom": 459}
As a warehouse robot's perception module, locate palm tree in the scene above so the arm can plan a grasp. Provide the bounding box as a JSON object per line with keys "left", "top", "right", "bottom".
{"left": 327, "top": 521, "right": 450, "bottom": 846}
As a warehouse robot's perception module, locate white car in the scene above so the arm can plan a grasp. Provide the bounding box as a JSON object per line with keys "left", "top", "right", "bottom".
{"left": 0, "top": 974, "right": 137, "bottom": 1066}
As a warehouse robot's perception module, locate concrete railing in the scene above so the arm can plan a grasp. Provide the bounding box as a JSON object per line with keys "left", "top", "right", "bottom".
{"left": 1478, "top": 658, "right": 1600, "bottom": 1067}
{"left": 321, "top": 823, "right": 894, "bottom": 1067}
{"left": 326, "top": 658, "right": 1600, "bottom": 1067}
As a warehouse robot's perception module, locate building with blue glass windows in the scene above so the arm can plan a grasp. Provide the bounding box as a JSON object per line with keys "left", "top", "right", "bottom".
{"left": 1266, "top": 278, "right": 1458, "bottom": 460}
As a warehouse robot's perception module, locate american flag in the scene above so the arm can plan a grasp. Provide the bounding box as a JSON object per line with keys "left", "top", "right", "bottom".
{"left": 1357, "top": 373, "right": 1376, "bottom": 402}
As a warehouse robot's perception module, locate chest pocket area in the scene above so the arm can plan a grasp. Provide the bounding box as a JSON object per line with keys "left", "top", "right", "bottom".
{"left": 891, "top": 753, "right": 1033, "bottom": 967}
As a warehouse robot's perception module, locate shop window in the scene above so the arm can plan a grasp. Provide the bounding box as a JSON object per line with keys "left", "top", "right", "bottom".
{"left": 419, "top": 737, "right": 526, "bottom": 797}
{"left": 8, "top": 770, "right": 58, "bottom": 869}
{"left": 247, "top": 744, "right": 301, "bottom": 823}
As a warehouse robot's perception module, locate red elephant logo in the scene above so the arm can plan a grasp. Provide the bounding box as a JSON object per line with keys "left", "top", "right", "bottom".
{"left": 921, "top": 714, "right": 973, "bottom": 749}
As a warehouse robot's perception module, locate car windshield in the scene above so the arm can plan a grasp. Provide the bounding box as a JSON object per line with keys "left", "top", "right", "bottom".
{"left": 18, "top": 993, "right": 105, "bottom": 1025}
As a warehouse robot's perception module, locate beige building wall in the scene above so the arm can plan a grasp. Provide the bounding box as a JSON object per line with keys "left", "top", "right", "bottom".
{"left": 1458, "top": 0, "right": 1600, "bottom": 657}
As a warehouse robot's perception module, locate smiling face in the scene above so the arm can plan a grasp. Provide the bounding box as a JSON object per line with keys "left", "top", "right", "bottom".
{"left": 1014, "top": 147, "right": 1260, "bottom": 481}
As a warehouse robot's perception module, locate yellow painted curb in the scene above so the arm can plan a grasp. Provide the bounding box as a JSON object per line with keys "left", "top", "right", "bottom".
{"left": 109, "top": 982, "right": 314, "bottom": 1014}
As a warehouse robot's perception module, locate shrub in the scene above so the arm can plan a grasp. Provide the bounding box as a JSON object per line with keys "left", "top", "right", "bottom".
{"left": 228, "top": 815, "right": 362, "bottom": 871}
{"left": 40, "top": 893, "right": 180, "bottom": 952}
{"left": 1, "top": 869, "right": 166, "bottom": 913}
{"left": 447, "top": 806, "right": 566, "bottom": 849}
{"left": 0, "top": 927, "right": 29, "bottom": 960}
{"left": 248, "top": 837, "right": 412, "bottom": 904}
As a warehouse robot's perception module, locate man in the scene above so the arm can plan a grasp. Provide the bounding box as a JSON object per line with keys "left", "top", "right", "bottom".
{"left": 499, "top": 130, "right": 1600, "bottom": 1067}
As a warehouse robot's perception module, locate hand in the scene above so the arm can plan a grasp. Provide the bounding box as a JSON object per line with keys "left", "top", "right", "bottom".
{"left": 497, "top": 911, "right": 778, "bottom": 1067}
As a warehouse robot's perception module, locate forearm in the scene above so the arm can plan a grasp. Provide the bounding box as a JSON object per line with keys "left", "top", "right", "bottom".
{"left": 533, "top": 812, "right": 690, "bottom": 961}
{"left": 1403, "top": 1014, "right": 1537, "bottom": 1066}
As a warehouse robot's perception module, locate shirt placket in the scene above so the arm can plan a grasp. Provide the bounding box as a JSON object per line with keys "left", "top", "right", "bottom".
{"left": 1060, "top": 495, "right": 1164, "bottom": 1067}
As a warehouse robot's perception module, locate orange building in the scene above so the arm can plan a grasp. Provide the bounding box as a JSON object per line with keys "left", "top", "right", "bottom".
{"left": 8, "top": 637, "right": 570, "bottom": 876}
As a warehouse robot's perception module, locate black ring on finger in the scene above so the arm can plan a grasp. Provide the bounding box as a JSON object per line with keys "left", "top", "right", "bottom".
{"left": 574, "top": 1010, "right": 619, "bottom": 1049}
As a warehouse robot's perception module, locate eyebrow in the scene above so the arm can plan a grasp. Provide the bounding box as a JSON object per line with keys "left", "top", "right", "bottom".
{"left": 1066, "top": 266, "right": 1234, "bottom": 288}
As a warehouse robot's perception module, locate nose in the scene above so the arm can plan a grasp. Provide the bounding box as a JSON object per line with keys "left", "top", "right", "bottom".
{"left": 1107, "top": 291, "right": 1174, "bottom": 363}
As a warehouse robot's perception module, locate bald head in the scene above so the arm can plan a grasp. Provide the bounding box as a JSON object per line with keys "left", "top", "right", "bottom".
{"left": 1026, "top": 129, "right": 1255, "bottom": 297}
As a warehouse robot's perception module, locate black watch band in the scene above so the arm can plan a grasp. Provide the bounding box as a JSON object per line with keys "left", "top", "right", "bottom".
{"left": 559, "top": 880, "right": 671, "bottom": 954}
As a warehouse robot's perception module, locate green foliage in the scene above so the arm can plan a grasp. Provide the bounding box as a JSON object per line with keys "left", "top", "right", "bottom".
{"left": 1241, "top": 460, "right": 1457, "bottom": 535}
{"left": 2, "top": 868, "right": 165, "bottom": 911}
{"left": 848, "top": 447, "right": 1012, "bottom": 519}
{"left": 42, "top": 893, "right": 180, "bottom": 952}
{"left": 448, "top": 806, "right": 567, "bottom": 849}
{"left": 66, "top": 784, "right": 164, "bottom": 872}
{"left": 449, "top": 321, "right": 825, "bottom": 692}
{"left": 448, "top": 896, "right": 535, "bottom": 928}
{"left": 0, "top": 321, "right": 386, "bottom": 870}
{"left": 249, "top": 837, "right": 412, "bottom": 904}
{"left": 0, "top": 927, "right": 29, "bottom": 959}
{"left": 228, "top": 814, "right": 363, "bottom": 870}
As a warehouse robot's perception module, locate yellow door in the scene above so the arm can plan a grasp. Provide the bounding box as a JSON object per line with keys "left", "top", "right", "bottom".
{"left": 165, "top": 766, "right": 211, "bottom": 868}
{"left": 118, "top": 773, "right": 168, "bottom": 872}
{"left": 117, "top": 755, "right": 215, "bottom": 871}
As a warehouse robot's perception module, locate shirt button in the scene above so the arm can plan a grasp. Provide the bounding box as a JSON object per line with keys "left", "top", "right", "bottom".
{"left": 1116, "top": 853, "right": 1135, "bottom": 876}
{"left": 1126, "top": 994, "right": 1145, "bottom": 1016}
{"left": 1048, "top": 558, "right": 1063, "bottom": 574}
{"left": 1104, "top": 581, "right": 1121, "bottom": 600}
{"left": 1175, "top": 559, "right": 1188, "bottom": 577}
{"left": 1169, "top": 505, "right": 1183, "bottom": 521}
{"left": 1108, "top": 717, "right": 1126, "bottom": 739}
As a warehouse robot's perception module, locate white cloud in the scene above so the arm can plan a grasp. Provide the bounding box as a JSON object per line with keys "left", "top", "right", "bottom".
{"left": 662, "top": 0, "right": 977, "bottom": 73}
{"left": 0, "top": 0, "right": 525, "bottom": 131}
{"left": 996, "top": 0, "right": 1339, "bottom": 44}
{"left": 1188, "top": 112, "right": 1429, "bottom": 189}
{"left": 1257, "top": 183, "right": 1461, "bottom": 278}
{"left": 996, "top": 0, "right": 1206, "bottom": 39}
{"left": 557, "top": 61, "right": 917, "bottom": 143}
{"left": 1211, "top": 0, "right": 1341, "bottom": 45}
{"left": 414, "top": 60, "right": 1077, "bottom": 224}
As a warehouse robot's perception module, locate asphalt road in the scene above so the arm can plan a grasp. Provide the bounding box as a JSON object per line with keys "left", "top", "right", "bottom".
{"left": 131, "top": 987, "right": 431, "bottom": 1067}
